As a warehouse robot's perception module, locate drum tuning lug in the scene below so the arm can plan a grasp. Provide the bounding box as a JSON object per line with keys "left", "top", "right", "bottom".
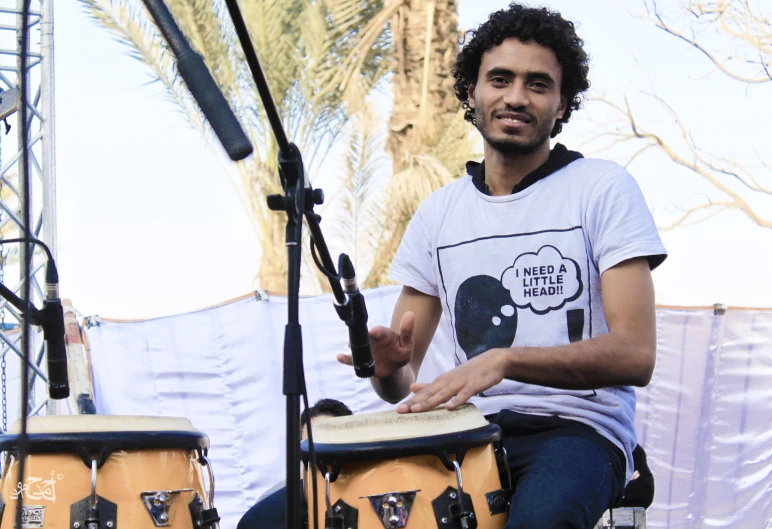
{"left": 71, "top": 494, "right": 118, "bottom": 529}
{"left": 363, "top": 491, "right": 418, "bottom": 529}
{"left": 141, "top": 489, "right": 193, "bottom": 526}
{"left": 200, "top": 507, "right": 221, "bottom": 529}
{"left": 432, "top": 486, "right": 478, "bottom": 529}
{"left": 325, "top": 499, "right": 358, "bottom": 529}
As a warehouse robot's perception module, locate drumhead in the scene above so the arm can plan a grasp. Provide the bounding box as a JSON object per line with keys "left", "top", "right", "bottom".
{"left": 301, "top": 404, "right": 501, "bottom": 473}
{"left": 0, "top": 415, "right": 209, "bottom": 459}
{"left": 7, "top": 415, "right": 200, "bottom": 434}
{"left": 312, "top": 403, "right": 488, "bottom": 445}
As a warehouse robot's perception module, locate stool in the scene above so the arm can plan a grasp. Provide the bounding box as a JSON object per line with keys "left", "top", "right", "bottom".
{"left": 594, "top": 507, "right": 646, "bottom": 528}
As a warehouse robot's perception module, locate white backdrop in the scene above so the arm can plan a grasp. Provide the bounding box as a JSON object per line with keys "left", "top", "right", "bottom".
{"left": 79, "top": 286, "right": 771, "bottom": 528}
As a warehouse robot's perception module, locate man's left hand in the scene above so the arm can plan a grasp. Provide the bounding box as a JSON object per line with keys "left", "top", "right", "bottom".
{"left": 396, "top": 348, "right": 507, "bottom": 413}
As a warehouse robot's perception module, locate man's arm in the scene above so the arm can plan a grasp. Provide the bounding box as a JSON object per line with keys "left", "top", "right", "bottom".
{"left": 399, "top": 257, "right": 657, "bottom": 412}
{"left": 338, "top": 286, "right": 442, "bottom": 404}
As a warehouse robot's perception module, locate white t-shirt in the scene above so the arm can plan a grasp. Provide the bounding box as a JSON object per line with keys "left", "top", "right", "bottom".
{"left": 389, "top": 157, "right": 667, "bottom": 478}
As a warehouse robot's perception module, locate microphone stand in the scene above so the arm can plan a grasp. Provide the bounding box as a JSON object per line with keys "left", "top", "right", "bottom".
{"left": 220, "top": 3, "right": 366, "bottom": 528}
{"left": 140, "top": 1, "right": 369, "bottom": 527}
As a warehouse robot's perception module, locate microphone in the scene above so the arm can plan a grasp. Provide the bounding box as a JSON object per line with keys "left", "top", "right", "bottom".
{"left": 41, "top": 260, "right": 69, "bottom": 400}
{"left": 140, "top": 0, "right": 253, "bottom": 161}
{"left": 340, "top": 255, "right": 374, "bottom": 378}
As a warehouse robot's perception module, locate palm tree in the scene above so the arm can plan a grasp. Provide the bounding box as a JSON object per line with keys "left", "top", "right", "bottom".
{"left": 365, "top": 0, "right": 478, "bottom": 287}
{"left": 80, "top": 0, "right": 477, "bottom": 290}
{"left": 78, "top": 0, "right": 391, "bottom": 292}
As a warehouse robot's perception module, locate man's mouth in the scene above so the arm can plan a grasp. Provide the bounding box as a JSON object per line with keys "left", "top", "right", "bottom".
{"left": 494, "top": 112, "right": 534, "bottom": 126}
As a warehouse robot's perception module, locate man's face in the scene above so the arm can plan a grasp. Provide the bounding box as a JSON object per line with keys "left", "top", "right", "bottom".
{"left": 468, "top": 38, "right": 567, "bottom": 156}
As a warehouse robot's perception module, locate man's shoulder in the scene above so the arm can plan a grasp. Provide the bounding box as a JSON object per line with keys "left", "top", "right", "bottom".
{"left": 557, "top": 157, "right": 639, "bottom": 196}
{"left": 415, "top": 176, "right": 475, "bottom": 215}
{"left": 435, "top": 175, "right": 474, "bottom": 196}
{"left": 563, "top": 157, "right": 626, "bottom": 179}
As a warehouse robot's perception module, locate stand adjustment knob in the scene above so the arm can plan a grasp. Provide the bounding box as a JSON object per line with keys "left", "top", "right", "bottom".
{"left": 267, "top": 194, "right": 286, "bottom": 211}
{"left": 311, "top": 188, "right": 324, "bottom": 205}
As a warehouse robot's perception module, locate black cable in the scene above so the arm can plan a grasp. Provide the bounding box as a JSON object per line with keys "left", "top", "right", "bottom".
{"left": 309, "top": 240, "right": 346, "bottom": 282}
{"left": 301, "top": 391, "right": 319, "bottom": 529}
{"left": 0, "top": 237, "right": 54, "bottom": 262}
{"left": 15, "top": 2, "right": 33, "bottom": 528}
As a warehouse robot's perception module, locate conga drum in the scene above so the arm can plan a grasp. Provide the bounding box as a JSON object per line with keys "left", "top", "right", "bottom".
{"left": 301, "top": 404, "right": 512, "bottom": 529}
{"left": 0, "top": 415, "right": 216, "bottom": 528}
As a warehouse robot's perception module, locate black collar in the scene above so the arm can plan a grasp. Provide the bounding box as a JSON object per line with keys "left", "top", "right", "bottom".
{"left": 467, "top": 143, "right": 583, "bottom": 195}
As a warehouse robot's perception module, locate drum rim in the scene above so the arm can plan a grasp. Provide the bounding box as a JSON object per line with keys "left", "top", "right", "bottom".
{"left": 0, "top": 430, "right": 209, "bottom": 458}
{"left": 300, "top": 423, "right": 501, "bottom": 474}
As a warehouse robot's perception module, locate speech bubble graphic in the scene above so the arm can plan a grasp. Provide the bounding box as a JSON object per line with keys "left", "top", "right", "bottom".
{"left": 501, "top": 245, "right": 582, "bottom": 315}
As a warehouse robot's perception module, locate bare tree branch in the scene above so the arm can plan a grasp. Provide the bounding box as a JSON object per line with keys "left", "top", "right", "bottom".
{"left": 589, "top": 92, "right": 772, "bottom": 229}
{"left": 645, "top": 0, "right": 771, "bottom": 84}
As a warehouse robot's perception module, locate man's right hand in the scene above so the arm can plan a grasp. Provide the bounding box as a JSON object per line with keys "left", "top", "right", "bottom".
{"left": 338, "top": 286, "right": 442, "bottom": 403}
{"left": 337, "top": 311, "right": 416, "bottom": 378}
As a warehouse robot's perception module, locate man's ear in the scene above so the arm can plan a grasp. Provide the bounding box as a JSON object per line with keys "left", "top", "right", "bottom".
{"left": 557, "top": 95, "right": 567, "bottom": 119}
{"left": 468, "top": 82, "right": 476, "bottom": 109}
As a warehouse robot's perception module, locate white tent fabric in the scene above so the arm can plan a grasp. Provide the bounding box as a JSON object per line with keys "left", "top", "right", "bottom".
{"left": 80, "top": 286, "right": 771, "bottom": 528}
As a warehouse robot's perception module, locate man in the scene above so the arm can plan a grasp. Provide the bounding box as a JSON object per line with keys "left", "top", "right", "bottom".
{"left": 237, "top": 399, "right": 353, "bottom": 529}
{"left": 339, "top": 4, "right": 666, "bottom": 528}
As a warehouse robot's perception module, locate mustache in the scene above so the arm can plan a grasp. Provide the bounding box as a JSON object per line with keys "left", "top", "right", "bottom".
{"left": 491, "top": 107, "right": 536, "bottom": 123}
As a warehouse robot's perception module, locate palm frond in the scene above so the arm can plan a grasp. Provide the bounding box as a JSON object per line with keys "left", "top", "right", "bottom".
{"left": 78, "top": 0, "right": 463, "bottom": 292}
{"left": 79, "top": 0, "right": 208, "bottom": 138}
{"left": 336, "top": 106, "right": 385, "bottom": 267}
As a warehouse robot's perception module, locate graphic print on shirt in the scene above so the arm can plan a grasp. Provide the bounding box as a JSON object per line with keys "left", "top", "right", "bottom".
{"left": 437, "top": 227, "right": 595, "bottom": 398}
{"left": 501, "top": 245, "right": 583, "bottom": 315}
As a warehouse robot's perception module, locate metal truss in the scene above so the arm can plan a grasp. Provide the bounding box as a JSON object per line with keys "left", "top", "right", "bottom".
{"left": 0, "top": 0, "right": 56, "bottom": 425}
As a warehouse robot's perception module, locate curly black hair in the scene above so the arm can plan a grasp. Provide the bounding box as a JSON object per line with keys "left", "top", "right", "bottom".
{"left": 453, "top": 3, "right": 590, "bottom": 138}
{"left": 300, "top": 398, "right": 353, "bottom": 430}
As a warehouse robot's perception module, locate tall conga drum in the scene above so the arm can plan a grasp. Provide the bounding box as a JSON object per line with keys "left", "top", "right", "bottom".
{"left": 302, "top": 404, "right": 511, "bottom": 529}
{"left": 0, "top": 415, "right": 216, "bottom": 528}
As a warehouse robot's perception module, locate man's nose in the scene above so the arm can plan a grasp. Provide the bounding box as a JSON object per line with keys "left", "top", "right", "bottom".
{"left": 502, "top": 82, "right": 529, "bottom": 108}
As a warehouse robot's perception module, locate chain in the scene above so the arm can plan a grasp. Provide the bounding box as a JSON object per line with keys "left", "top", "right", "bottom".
{"left": 0, "top": 108, "right": 6, "bottom": 432}
{"left": 0, "top": 242, "right": 5, "bottom": 433}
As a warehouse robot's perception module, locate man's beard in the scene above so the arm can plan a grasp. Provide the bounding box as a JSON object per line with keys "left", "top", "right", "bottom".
{"left": 476, "top": 108, "right": 554, "bottom": 155}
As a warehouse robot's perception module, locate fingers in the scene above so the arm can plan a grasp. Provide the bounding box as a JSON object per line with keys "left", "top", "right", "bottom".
{"left": 369, "top": 325, "right": 393, "bottom": 342}
{"left": 398, "top": 379, "right": 462, "bottom": 413}
{"left": 410, "top": 383, "right": 462, "bottom": 412}
{"left": 445, "top": 388, "right": 474, "bottom": 410}
{"left": 336, "top": 353, "right": 353, "bottom": 366}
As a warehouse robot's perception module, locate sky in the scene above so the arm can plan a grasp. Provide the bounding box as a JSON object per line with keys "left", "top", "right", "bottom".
{"left": 51, "top": 0, "right": 772, "bottom": 319}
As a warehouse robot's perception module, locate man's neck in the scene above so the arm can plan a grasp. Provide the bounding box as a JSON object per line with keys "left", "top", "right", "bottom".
{"left": 483, "top": 141, "right": 551, "bottom": 196}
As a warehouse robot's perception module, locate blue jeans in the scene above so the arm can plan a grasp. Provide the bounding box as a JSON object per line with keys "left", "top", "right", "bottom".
{"left": 491, "top": 410, "right": 626, "bottom": 529}
{"left": 237, "top": 482, "right": 306, "bottom": 529}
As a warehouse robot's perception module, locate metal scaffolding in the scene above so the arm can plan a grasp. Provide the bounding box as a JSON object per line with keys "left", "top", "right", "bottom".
{"left": 0, "top": 0, "right": 56, "bottom": 425}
